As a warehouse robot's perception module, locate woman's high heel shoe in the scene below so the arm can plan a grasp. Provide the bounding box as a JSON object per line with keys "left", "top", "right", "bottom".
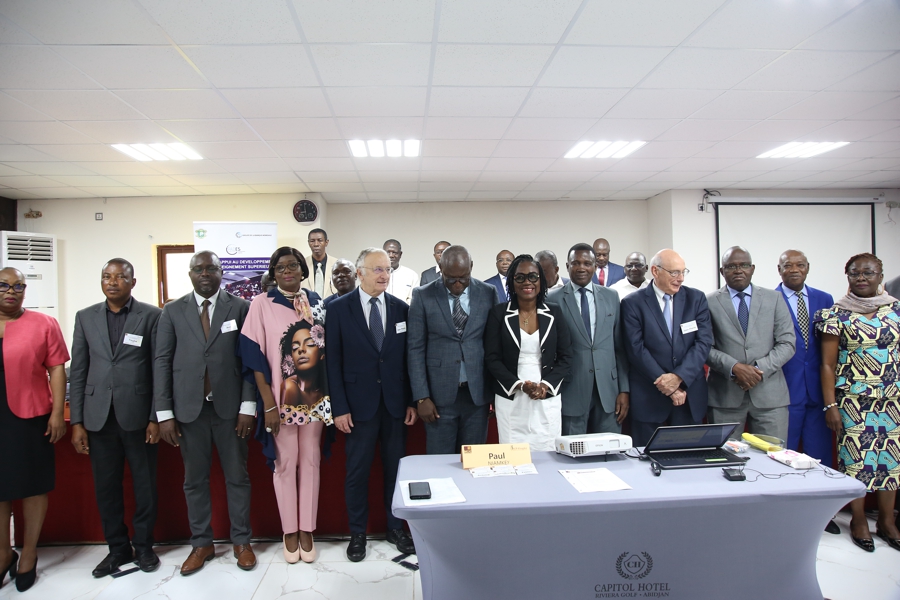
{"left": 876, "top": 528, "right": 900, "bottom": 552}
{"left": 299, "top": 535, "right": 317, "bottom": 564}
{"left": 1, "top": 550, "right": 18, "bottom": 588}
{"left": 15, "top": 556, "right": 36, "bottom": 592}
{"left": 283, "top": 535, "right": 300, "bottom": 564}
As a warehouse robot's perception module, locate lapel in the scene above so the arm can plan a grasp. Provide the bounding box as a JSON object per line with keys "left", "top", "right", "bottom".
{"left": 503, "top": 302, "right": 521, "bottom": 350}
{"left": 747, "top": 286, "right": 762, "bottom": 337}
{"left": 207, "top": 292, "right": 232, "bottom": 348}
{"left": 717, "top": 287, "right": 745, "bottom": 339}
{"left": 112, "top": 302, "right": 145, "bottom": 359}
{"left": 537, "top": 303, "right": 554, "bottom": 348}
{"left": 349, "top": 288, "right": 380, "bottom": 352}
{"left": 381, "top": 294, "right": 397, "bottom": 355}
{"left": 182, "top": 293, "right": 208, "bottom": 346}
{"left": 564, "top": 283, "right": 591, "bottom": 344}
{"left": 591, "top": 284, "right": 609, "bottom": 345}
{"left": 434, "top": 282, "right": 458, "bottom": 338}
{"left": 642, "top": 285, "right": 672, "bottom": 343}
{"left": 92, "top": 303, "right": 114, "bottom": 359}
{"left": 671, "top": 288, "right": 685, "bottom": 350}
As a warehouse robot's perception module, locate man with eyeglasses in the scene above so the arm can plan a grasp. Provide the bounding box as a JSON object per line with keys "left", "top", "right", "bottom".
{"left": 706, "top": 246, "right": 795, "bottom": 442}
{"left": 485, "top": 250, "right": 514, "bottom": 303}
{"left": 420, "top": 241, "right": 451, "bottom": 286}
{"left": 610, "top": 252, "right": 650, "bottom": 300}
{"left": 69, "top": 259, "right": 163, "bottom": 577}
{"left": 621, "top": 249, "right": 714, "bottom": 446}
{"left": 154, "top": 251, "right": 258, "bottom": 575}
{"left": 408, "top": 245, "right": 498, "bottom": 454}
{"left": 383, "top": 239, "right": 420, "bottom": 304}
{"left": 326, "top": 248, "right": 417, "bottom": 562}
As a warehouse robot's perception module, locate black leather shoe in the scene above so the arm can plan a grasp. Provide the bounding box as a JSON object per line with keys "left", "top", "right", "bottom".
{"left": 346, "top": 533, "right": 367, "bottom": 562}
{"left": 851, "top": 535, "right": 875, "bottom": 553}
{"left": 386, "top": 529, "right": 416, "bottom": 555}
{"left": 15, "top": 558, "right": 36, "bottom": 592}
{"left": 92, "top": 549, "right": 134, "bottom": 578}
{"left": 138, "top": 550, "right": 160, "bottom": 572}
{"left": 1, "top": 550, "right": 17, "bottom": 588}
{"left": 824, "top": 520, "right": 840, "bottom": 534}
{"left": 876, "top": 528, "right": 900, "bottom": 552}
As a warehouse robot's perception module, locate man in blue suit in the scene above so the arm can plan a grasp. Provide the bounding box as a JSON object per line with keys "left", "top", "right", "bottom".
{"left": 621, "top": 249, "right": 714, "bottom": 446}
{"left": 484, "top": 249, "right": 513, "bottom": 303}
{"left": 591, "top": 238, "right": 625, "bottom": 287}
{"left": 408, "top": 246, "right": 498, "bottom": 454}
{"left": 325, "top": 248, "right": 417, "bottom": 562}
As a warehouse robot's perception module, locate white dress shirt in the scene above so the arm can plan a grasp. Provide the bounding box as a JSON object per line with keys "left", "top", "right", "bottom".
{"left": 359, "top": 288, "right": 387, "bottom": 331}
{"left": 610, "top": 278, "right": 649, "bottom": 300}
{"left": 386, "top": 264, "right": 420, "bottom": 304}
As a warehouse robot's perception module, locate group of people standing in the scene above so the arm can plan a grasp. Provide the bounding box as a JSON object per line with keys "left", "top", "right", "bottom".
{"left": 1, "top": 232, "right": 899, "bottom": 594}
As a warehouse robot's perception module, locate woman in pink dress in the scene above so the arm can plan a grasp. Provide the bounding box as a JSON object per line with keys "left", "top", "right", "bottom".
{"left": 239, "top": 247, "right": 331, "bottom": 564}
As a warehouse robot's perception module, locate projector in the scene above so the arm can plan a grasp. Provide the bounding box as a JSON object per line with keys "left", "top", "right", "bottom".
{"left": 555, "top": 433, "right": 632, "bottom": 457}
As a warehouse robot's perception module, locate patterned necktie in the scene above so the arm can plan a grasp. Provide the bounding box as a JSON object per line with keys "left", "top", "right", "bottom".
{"left": 737, "top": 291, "right": 749, "bottom": 335}
{"left": 200, "top": 300, "right": 211, "bottom": 396}
{"left": 796, "top": 291, "right": 809, "bottom": 348}
{"left": 579, "top": 287, "right": 592, "bottom": 340}
{"left": 315, "top": 263, "right": 324, "bottom": 297}
{"left": 369, "top": 297, "right": 384, "bottom": 351}
{"left": 451, "top": 294, "right": 467, "bottom": 337}
{"left": 663, "top": 294, "right": 673, "bottom": 337}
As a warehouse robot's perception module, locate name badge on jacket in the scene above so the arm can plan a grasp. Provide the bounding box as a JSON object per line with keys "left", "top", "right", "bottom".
{"left": 221, "top": 319, "right": 238, "bottom": 333}
{"left": 123, "top": 333, "right": 143, "bottom": 347}
{"left": 396, "top": 321, "right": 407, "bottom": 333}
{"left": 680, "top": 320, "right": 698, "bottom": 334}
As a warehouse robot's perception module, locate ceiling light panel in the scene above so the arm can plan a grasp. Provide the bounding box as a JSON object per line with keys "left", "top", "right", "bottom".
{"left": 111, "top": 143, "right": 203, "bottom": 161}
{"left": 757, "top": 141, "right": 849, "bottom": 158}
{"left": 347, "top": 139, "right": 421, "bottom": 158}
{"left": 564, "top": 140, "right": 646, "bottom": 159}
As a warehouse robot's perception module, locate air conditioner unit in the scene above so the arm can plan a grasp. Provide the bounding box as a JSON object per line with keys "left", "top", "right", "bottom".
{"left": 1, "top": 231, "right": 59, "bottom": 320}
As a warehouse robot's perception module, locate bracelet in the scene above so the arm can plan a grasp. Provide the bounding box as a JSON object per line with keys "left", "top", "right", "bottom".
{"left": 823, "top": 403, "right": 838, "bottom": 411}
{"left": 265, "top": 405, "right": 278, "bottom": 413}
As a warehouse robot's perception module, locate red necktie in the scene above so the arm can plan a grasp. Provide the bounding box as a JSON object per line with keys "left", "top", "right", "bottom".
{"left": 598, "top": 268, "right": 605, "bottom": 286}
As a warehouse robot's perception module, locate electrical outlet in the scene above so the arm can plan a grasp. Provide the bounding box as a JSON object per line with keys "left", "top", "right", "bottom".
{"left": 95, "top": 212, "right": 103, "bottom": 220}
{"left": 698, "top": 203, "right": 705, "bottom": 212}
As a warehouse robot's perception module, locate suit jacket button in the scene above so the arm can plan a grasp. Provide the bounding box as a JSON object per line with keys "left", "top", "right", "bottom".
{"left": 376, "top": 379, "right": 381, "bottom": 384}
{"left": 107, "top": 386, "right": 111, "bottom": 390}
{"left": 379, "top": 359, "right": 383, "bottom": 363}
{"left": 111, "top": 361, "right": 116, "bottom": 366}
{"left": 204, "top": 352, "right": 209, "bottom": 357}
{"left": 589, "top": 369, "right": 593, "bottom": 373}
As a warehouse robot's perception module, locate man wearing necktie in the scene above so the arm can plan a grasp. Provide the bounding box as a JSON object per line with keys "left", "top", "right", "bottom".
{"left": 325, "top": 248, "right": 417, "bottom": 562}
{"left": 706, "top": 247, "right": 796, "bottom": 442}
{"left": 154, "top": 251, "right": 258, "bottom": 575}
{"left": 302, "top": 228, "right": 338, "bottom": 298}
{"left": 548, "top": 243, "right": 629, "bottom": 436}
{"left": 621, "top": 250, "right": 713, "bottom": 446}
{"left": 408, "top": 245, "right": 498, "bottom": 455}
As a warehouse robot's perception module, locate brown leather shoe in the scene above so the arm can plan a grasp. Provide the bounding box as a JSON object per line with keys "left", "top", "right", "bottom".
{"left": 180, "top": 545, "right": 215, "bottom": 576}
{"left": 233, "top": 544, "right": 257, "bottom": 571}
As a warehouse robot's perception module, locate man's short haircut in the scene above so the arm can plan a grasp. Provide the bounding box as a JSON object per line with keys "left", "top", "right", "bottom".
{"left": 567, "top": 243, "right": 595, "bottom": 259}
{"left": 649, "top": 253, "right": 663, "bottom": 268}
{"left": 440, "top": 245, "right": 471, "bottom": 269}
{"left": 383, "top": 239, "right": 401, "bottom": 250}
{"left": 534, "top": 250, "right": 558, "bottom": 268}
{"left": 721, "top": 245, "right": 751, "bottom": 265}
{"left": 332, "top": 258, "right": 355, "bottom": 272}
{"left": 357, "top": 247, "right": 389, "bottom": 269}
{"left": 308, "top": 228, "right": 328, "bottom": 240}
{"left": 435, "top": 240, "right": 451, "bottom": 249}
{"left": 103, "top": 258, "right": 134, "bottom": 277}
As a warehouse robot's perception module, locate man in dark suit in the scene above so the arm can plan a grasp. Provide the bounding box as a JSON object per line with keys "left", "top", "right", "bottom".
{"left": 326, "top": 247, "right": 417, "bottom": 562}
{"left": 536, "top": 250, "right": 569, "bottom": 291}
{"left": 323, "top": 258, "right": 357, "bottom": 308}
{"left": 408, "top": 245, "right": 497, "bottom": 454}
{"left": 548, "top": 244, "right": 629, "bottom": 435}
{"left": 706, "top": 246, "right": 795, "bottom": 441}
{"left": 420, "top": 240, "right": 450, "bottom": 286}
{"left": 484, "top": 249, "right": 513, "bottom": 303}
{"left": 69, "top": 258, "right": 162, "bottom": 576}
{"left": 886, "top": 274, "right": 900, "bottom": 298}
{"left": 591, "top": 238, "right": 625, "bottom": 287}
{"left": 155, "top": 251, "right": 258, "bottom": 575}
{"left": 621, "top": 249, "right": 714, "bottom": 446}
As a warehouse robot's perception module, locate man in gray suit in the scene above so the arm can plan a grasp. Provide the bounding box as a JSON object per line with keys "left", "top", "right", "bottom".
{"left": 69, "top": 258, "right": 162, "bottom": 577}
{"left": 155, "top": 251, "right": 258, "bottom": 575}
{"left": 420, "top": 240, "right": 451, "bottom": 286}
{"left": 408, "top": 245, "right": 498, "bottom": 454}
{"left": 548, "top": 243, "right": 629, "bottom": 435}
{"left": 706, "top": 246, "right": 795, "bottom": 441}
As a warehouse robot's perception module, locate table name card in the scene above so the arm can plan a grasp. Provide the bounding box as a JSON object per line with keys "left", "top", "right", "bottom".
{"left": 460, "top": 443, "right": 531, "bottom": 470}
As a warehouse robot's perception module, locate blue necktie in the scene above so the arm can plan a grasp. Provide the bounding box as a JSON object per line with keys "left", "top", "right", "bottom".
{"left": 737, "top": 291, "right": 749, "bottom": 335}
{"left": 369, "top": 297, "right": 384, "bottom": 351}
{"left": 579, "top": 288, "right": 592, "bottom": 340}
{"left": 663, "top": 294, "right": 673, "bottom": 337}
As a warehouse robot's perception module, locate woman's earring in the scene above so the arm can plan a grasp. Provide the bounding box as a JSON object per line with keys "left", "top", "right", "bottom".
{"left": 877, "top": 283, "right": 885, "bottom": 295}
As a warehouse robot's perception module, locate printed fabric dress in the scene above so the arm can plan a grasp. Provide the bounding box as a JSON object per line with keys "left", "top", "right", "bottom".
{"left": 814, "top": 302, "right": 900, "bottom": 491}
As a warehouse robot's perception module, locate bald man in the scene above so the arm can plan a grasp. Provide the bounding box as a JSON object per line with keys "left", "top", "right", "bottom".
{"left": 620, "top": 249, "right": 714, "bottom": 446}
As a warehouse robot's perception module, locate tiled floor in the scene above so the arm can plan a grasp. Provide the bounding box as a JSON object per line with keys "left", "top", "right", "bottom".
{"left": 1, "top": 513, "right": 898, "bottom": 599}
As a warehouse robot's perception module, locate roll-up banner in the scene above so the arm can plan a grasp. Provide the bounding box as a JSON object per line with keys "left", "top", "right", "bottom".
{"left": 193, "top": 221, "right": 278, "bottom": 300}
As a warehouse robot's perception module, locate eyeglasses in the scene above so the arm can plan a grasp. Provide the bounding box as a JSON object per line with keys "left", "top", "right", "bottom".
{"left": 513, "top": 273, "right": 540, "bottom": 284}
{"left": 0, "top": 282, "right": 26, "bottom": 293}
{"left": 497, "top": 258, "right": 512, "bottom": 264}
{"left": 444, "top": 276, "right": 470, "bottom": 285}
{"left": 190, "top": 265, "right": 221, "bottom": 274}
{"left": 361, "top": 266, "right": 393, "bottom": 275}
{"left": 102, "top": 274, "right": 131, "bottom": 282}
{"left": 274, "top": 262, "right": 301, "bottom": 274}
{"left": 847, "top": 271, "right": 881, "bottom": 280}
{"left": 722, "top": 263, "right": 752, "bottom": 273}
{"left": 657, "top": 266, "right": 690, "bottom": 278}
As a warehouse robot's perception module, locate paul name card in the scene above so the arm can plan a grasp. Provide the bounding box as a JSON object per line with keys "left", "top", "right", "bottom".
{"left": 460, "top": 443, "right": 531, "bottom": 470}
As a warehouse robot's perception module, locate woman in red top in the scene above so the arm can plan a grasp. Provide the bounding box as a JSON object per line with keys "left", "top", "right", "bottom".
{"left": 0, "top": 268, "right": 69, "bottom": 592}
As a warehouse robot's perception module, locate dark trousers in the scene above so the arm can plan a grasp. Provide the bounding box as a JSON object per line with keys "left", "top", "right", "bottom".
{"left": 88, "top": 406, "right": 158, "bottom": 556}
{"left": 631, "top": 403, "right": 697, "bottom": 447}
{"left": 344, "top": 400, "right": 406, "bottom": 533}
{"left": 424, "top": 384, "right": 489, "bottom": 455}
{"left": 561, "top": 384, "right": 620, "bottom": 436}
{"left": 178, "top": 401, "right": 252, "bottom": 547}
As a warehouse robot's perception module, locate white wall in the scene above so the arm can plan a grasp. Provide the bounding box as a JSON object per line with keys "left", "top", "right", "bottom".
{"left": 323, "top": 200, "right": 650, "bottom": 281}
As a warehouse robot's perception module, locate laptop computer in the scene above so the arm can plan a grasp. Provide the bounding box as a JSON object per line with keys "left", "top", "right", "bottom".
{"left": 642, "top": 423, "right": 748, "bottom": 470}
